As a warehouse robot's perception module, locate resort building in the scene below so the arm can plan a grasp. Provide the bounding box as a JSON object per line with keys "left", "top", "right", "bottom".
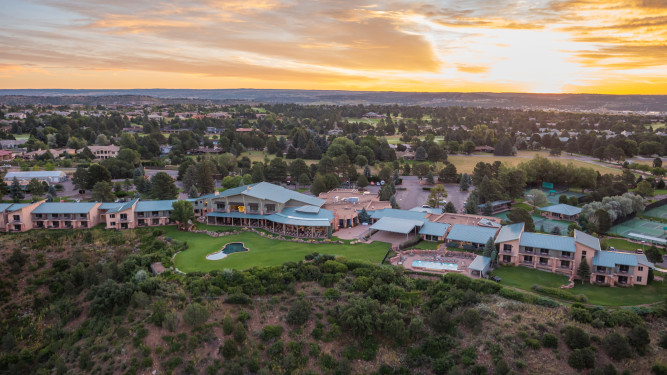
{"left": 540, "top": 204, "right": 582, "bottom": 221}
{"left": 198, "top": 182, "right": 335, "bottom": 238}
{"left": 31, "top": 202, "right": 102, "bottom": 230}
{"left": 319, "top": 189, "right": 392, "bottom": 230}
{"left": 495, "top": 225, "right": 653, "bottom": 286}
{"left": 0, "top": 201, "right": 43, "bottom": 232}
{"left": 477, "top": 200, "right": 512, "bottom": 215}
{"left": 4, "top": 171, "right": 68, "bottom": 185}
{"left": 445, "top": 224, "right": 499, "bottom": 249}
{"left": 81, "top": 145, "right": 120, "bottom": 160}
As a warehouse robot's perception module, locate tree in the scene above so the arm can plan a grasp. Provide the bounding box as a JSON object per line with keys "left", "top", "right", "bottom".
{"left": 592, "top": 209, "right": 611, "bottom": 233}
{"left": 602, "top": 333, "right": 632, "bottom": 360}
{"left": 559, "top": 194, "right": 568, "bottom": 204}
{"left": 72, "top": 166, "right": 89, "bottom": 193}
{"left": 636, "top": 180, "right": 654, "bottom": 197}
{"left": 91, "top": 181, "right": 114, "bottom": 202}
{"left": 653, "top": 157, "right": 663, "bottom": 168}
{"left": 86, "top": 164, "right": 111, "bottom": 189}
{"left": 525, "top": 189, "right": 547, "bottom": 209}
{"left": 27, "top": 178, "right": 44, "bottom": 197}
{"left": 464, "top": 198, "right": 478, "bottom": 214}
{"left": 311, "top": 174, "right": 328, "bottom": 196}
{"left": 645, "top": 245, "right": 662, "bottom": 264}
{"left": 251, "top": 163, "right": 265, "bottom": 183}
{"left": 358, "top": 208, "right": 371, "bottom": 223}
{"left": 183, "top": 303, "right": 210, "bottom": 327}
{"left": 363, "top": 165, "right": 371, "bottom": 179}
{"left": 298, "top": 173, "right": 311, "bottom": 187}
{"left": 196, "top": 160, "right": 216, "bottom": 194}
{"left": 413, "top": 163, "right": 430, "bottom": 180}
{"left": 0, "top": 174, "right": 8, "bottom": 198}
{"left": 576, "top": 259, "right": 591, "bottom": 284}
{"left": 550, "top": 226, "right": 561, "bottom": 235}
{"left": 357, "top": 174, "right": 369, "bottom": 188}
{"left": 459, "top": 174, "right": 469, "bottom": 191}
{"left": 507, "top": 208, "right": 535, "bottom": 232}
{"left": 444, "top": 201, "right": 457, "bottom": 213}
{"left": 150, "top": 172, "right": 178, "bottom": 200}
{"left": 78, "top": 146, "right": 95, "bottom": 160}
{"left": 171, "top": 200, "right": 195, "bottom": 231}
{"left": 286, "top": 299, "right": 311, "bottom": 326}
{"left": 426, "top": 171, "right": 435, "bottom": 184}
{"left": 427, "top": 185, "right": 447, "bottom": 208}
{"left": 482, "top": 238, "right": 495, "bottom": 257}
{"left": 463, "top": 141, "right": 476, "bottom": 155}
{"left": 482, "top": 202, "right": 493, "bottom": 216}
{"left": 439, "top": 163, "right": 458, "bottom": 183}
{"left": 415, "top": 146, "right": 426, "bottom": 161}
{"left": 188, "top": 185, "right": 199, "bottom": 199}
{"left": 9, "top": 177, "right": 24, "bottom": 202}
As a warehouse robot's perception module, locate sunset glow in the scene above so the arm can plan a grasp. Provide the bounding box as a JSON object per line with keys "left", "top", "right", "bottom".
{"left": 1, "top": 0, "right": 666, "bottom": 93}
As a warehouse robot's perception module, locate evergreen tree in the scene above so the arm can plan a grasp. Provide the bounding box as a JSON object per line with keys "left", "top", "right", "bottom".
{"left": 357, "top": 174, "right": 369, "bottom": 188}
{"left": 577, "top": 259, "right": 591, "bottom": 284}
{"left": 426, "top": 171, "right": 434, "bottom": 184}
{"left": 188, "top": 185, "right": 199, "bottom": 199}
{"left": 482, "top": 202, "right": 493, "bottom": 216}
{"left": 310, "top": 175, "right": 327, "bottom": 196}
{"left": 72, "top": 165, "right": 89, "bottom": 192}
{"left": 0, "top": 174, "right": 9, "bottom": 197}
{"left": 182, "top": 165, "right": 198, "bottom": 194}
{"left": 286, "top": 145, "right": 297, "bottom": 159}
{"left": 9, "top": 177, "right": 24, "bottom": 202}
{"left": 464, "top": 197, "right": 478, "bottom": 214}
{"left": 251, "top": 163, "right": 265, "bottom": 183}
{"left": 27, "top": 178, "right": 44, "bottom": 197}
{"left": 91, "top": 181, "right": 114, "bottom": 202}
{"left": 150, "top": 172, "right": 178, "bottom": 200}
{"left": 358, "top": 208, "right": 371, "bottom": 223}
{"left": 507, "top": 208, "right": 535, "bottom": 232}
{"left": 389, "top": 196, "right": 399, "bottom": 209}
{"left": 459, "top": 174, "right": 470, "bottom": 191}
{"left": 363, "top": 165, "right": 371, "bottom": 179}
{"left": 483, "top": 238, "right": 495, "bottom": 257}
{"left": 196, "top": 160, "right": 216, "bottom": 194}
{"left": 444, "top": 201, "right": 457, "bottom": 213}
{"left": 415, "top": 146, "right": 426, "bottom": 161}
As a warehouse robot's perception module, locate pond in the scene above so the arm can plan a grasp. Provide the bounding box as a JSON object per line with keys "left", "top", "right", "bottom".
{"left": 206, "top": 242, "right": 249, "bottom": 260}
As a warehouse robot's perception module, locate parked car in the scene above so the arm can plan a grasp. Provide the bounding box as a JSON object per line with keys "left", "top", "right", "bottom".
{"left": 636, "top": 249, "right": 643, "bottom": 254}
{"left": 422, "top": 205, "right": 431, "bottom": 208}
{"left": 380, "top": 180, "right": 385, "bottom": 186}
{"left": 490, "top": 276, "right": 502, "bottom": 282}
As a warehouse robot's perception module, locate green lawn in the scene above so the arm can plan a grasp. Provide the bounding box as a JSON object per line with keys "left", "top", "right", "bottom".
{"left": 605, "top": 237, "right": 643, "bottom": 252}
{"left": 410, "top": 241, "right": 440, "bottom": 250}
{"left": 169, "top": 227, "right": 390, "bottom": 273}
{"left": 491, "top": 266, "right": 667, "bottom": 306}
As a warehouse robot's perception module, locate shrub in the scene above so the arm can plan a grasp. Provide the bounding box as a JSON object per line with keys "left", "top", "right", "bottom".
{"left": 286, "top": 299, "right": 311, "bottom": 326}
{"left": 225, "top": 293, "right": 252, "bottom": 305}
{"left": 542, "top": 333, "right": 558, "bottom": 349}
{"left": 461, "top": 308, "right": 480, "bottom": 329}
{"left": 524, "top": 338, "right": 541, "bottom": 350}
{"left": 659, "top": 332, "right": 667, "bottom": 349}
{"left": 222, "top": 315, "right": 234, "bottom": 335}
{"left": 494, "top": 359, "right": 510, "bottom": 375}
{"left": 321, "top": 260, "right": 348, "bottom": 274}
{"left": 568, "top": 348, "right": 595, "bottom": 370}
{"left": 562, "top": 325, "right": 590, "bottom": 350}
{"left": 653, "top": 364, "right": 667, "bottom": 375}
{"left": 498, "top": 288, "right": 529, "bottom": 302}
{"left": 602, "top": 333, "right": 632, "bottom": 360}
{"left": 183, "top": 303, "right": 209, "bottom": 327}
{"left": 571, "top": 307, "right": 593, "bottom": 324}
{"left": 260, "top": 325, "right": 283, "bottom": 342}
{"left": 233, "top": 322, "right": 246, "bottom": 344}
{"left": 609, "top": 309, "right": 643, "bottom": 328}
{"left": 221, "top": 339, "right": 237, "bottom": 359}
{"left": 627, "top": 325, "right": 650, "bottom": 355}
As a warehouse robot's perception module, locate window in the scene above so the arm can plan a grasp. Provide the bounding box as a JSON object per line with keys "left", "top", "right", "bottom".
{"left": 110, "top": 214, "right": 115, "bottom": 219}
{"left": 636, "top": 276, "right": 642, "bottom": 282}
{"left": 12, "top": 215, "right": 20, "bottom": 221}
{"left": 503, "top": 244, "right": 512, "bottom": 251}
{"left": 638, "top": 266, "right": 643, "bottom": 271}
{"left": 503, "top": 255, "right": 512, "bottom": 263}
{"left": 619, "top": 265, "right": 630, "bottom": 273}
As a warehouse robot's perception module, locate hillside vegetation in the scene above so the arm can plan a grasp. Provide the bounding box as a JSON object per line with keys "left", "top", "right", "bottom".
{"left": 1, "top": 228, "right": 666, "bottom": 375}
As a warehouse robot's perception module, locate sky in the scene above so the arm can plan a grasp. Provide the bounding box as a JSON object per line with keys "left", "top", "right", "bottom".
{"left": 0, "top": 0, "right": 666, "bottom": 94}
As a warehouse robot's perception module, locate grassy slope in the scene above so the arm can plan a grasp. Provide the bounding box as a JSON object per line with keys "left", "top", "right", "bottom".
{"left": 169, "top": 227, "right": 389, "bottom": 272}
{"left": 492, "top": 266, "right": 667, "bottom": 306}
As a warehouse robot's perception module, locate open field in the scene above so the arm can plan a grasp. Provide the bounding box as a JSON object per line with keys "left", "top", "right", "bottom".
{"left": 169, "top": 227, "right": 390, "bottom": 272}
{"left": 492, "top": 266, "right": 667, "bottom": 306}
{"left": 240, "top": 150, "right": 318, "bottom": 166}
{"left": 446, "top": 151, "right": 623, "bottom": 175}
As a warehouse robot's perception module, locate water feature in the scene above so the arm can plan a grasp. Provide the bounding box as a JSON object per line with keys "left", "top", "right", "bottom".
{"left": 411, "top": 260, "right": 458, "bottom": 271}
{"left": 206, "top": 242, "right": 249, "bottom": 260}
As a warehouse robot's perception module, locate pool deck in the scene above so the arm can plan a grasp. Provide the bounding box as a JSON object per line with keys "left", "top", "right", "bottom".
{"left": 389, "top": 249, "right": 476, "bottom": 277}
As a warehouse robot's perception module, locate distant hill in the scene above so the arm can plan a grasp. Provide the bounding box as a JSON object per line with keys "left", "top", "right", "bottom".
{"left": 1, "top": 89, "right": 666, "bottom": 112}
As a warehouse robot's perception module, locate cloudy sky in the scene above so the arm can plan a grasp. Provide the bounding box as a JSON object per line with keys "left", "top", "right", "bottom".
{"left": 1, "top": 0, "right": 666, "bottom": 93}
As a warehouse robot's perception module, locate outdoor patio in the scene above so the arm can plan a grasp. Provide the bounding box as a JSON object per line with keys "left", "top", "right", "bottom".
{"left": 389, "top": 249, "right": 477, "bottom": 277}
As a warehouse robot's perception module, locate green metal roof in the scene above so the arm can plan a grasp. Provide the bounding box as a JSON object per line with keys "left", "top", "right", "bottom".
{"left": 295, "top": 205, "right": 321, "bottom": 214}
{"left": 520, "top": 232, "right": 576, "bottom": 252}
{"left": 540, "top": 204, "right": 582, "bottom": 216}
{"left": 574, "top": 230, "right": 601, "bottom": 251}
{"left": 32, "top": 202, "right": 98, "bottom": 214}
{"left": 477, "top": 200, "right": 511, "bottom": 208}
{"left": 370, "top": 217, "right": 424, "bottom": 234}
{"left": 100, "top": 199, "right": 138, "bottom": 213}
{"left": 446, "top": 224, "right": 498, "bottom": 244}
{"left": 369, "top": 208, "right": 428, "bottom": 222}
{"left": 0, "top": 203, "right": 29, "bottom": 212}
{"left": 419, "top": 221, "right": 450, "bottom": 236}
{"left": 593, "top": 251, "right": 638, "bottom": 268}
{"left": 469, "top": 255, "right": 491, "bottom": 271}
{"left": 135, "top": 200, "right": 177, "bottom": 212}
{"left": 212, "top": 182, "right": 324, "bottom": 207}
{"left": 495, "top": 223, "right": 524, "bottom": 243}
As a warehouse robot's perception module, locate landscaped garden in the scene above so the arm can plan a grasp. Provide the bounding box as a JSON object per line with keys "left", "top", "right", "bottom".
{"left": 491, "top": 266, "right": 667, "bottom": 306}
{"left": 168, "top": 227, "right": 390, "bottom": 273}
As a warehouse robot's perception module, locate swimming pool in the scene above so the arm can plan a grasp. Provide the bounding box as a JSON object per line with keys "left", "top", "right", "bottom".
{"left": 206, "top": 242, "right": 249, "bottom": 260}
{"left": 411, "top": 260, "right": 458, "bottom": 271}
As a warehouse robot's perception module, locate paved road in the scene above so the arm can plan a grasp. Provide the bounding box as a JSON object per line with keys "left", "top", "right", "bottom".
{"left": 443, "top": 184, "right": 472, "bottom": 213}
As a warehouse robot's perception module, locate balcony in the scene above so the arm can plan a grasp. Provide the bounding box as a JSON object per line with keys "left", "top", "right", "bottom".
{"left": 520, "top": 249, "right": 534, "bottom": 255}
{"left": 136, "top": 213, "right": 145, "bottom": 218}
{"left": 560, "top": 254, "right": 573, "bottom": 260}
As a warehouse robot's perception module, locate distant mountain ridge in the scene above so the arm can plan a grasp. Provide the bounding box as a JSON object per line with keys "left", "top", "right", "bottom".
{"left": 1, "top": 89, "right": 666, "bottom": 112}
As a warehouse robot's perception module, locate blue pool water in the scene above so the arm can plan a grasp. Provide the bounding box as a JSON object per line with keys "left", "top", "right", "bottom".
{"left": 412, "top": 260, "right": 458, "bottom": 271}
{"left": 206, "top": 242, "right": 249, "bottom": 260}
